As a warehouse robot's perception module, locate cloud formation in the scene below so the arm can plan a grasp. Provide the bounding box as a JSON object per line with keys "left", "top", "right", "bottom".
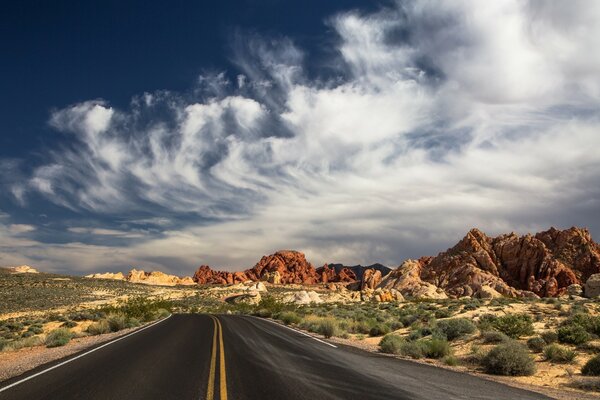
{"left": 2, "top": 0, "right": 600, "bottom": 274}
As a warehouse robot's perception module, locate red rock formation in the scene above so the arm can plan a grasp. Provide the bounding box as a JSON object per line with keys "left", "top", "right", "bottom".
{"left": 400, "top": 227, "right": 600, "bottom": 298}
{"left": 360, "top": 269, "right": 382, "bottom": 290}
{"left": 316, "top": 265, "right": 357, "bottom": 283}
{"left": 245, "top": 250, "right": 321, "bottom": 284}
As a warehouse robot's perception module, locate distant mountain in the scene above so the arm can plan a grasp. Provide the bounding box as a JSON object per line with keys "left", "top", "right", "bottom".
{"left": 327, "top": 263, "right": 392, "bottom": 281}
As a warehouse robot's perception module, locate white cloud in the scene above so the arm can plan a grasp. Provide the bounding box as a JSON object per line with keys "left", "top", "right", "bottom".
{"left": 2, "top": 0, "right": 600, "bottom": 273}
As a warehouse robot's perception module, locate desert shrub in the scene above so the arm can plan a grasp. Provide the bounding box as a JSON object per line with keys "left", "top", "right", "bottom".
{"left": 279, "top": 311, "right": 302, "bottom": 326}
{"left": 540, "top": 331, "right": 558, "bottom": 344}
{"left": 369, "top": 323, "right": 391, "bottom": 337}
{"left": 444, "top": 355, "right": 460, "bottom": 366}
{"left": 582, "top": 355, "right": 600, "bottom": 376}
{"left": 435, "top": 308, "right": 453, "bottom": 319}
{"left": 436, "top": 318, "right": 476, "bottom": 341}
{"left": 482, "top": 341, "right": 536, "bottom": 376}
{"left": 558, "top": 324, "right": 591, "bottom": 345}
{"left": 422, "top": 338, "right": 451, "bottom": 359}
{"left": 28, "top": 325, "right": 44, "bottom": 334}
{"left": 45, "top": 328, "right": 72, "bottom": 348}
{"left": 317, "top": 318, "right": 339, "bottom": 338}
{"left": 3, "top": 336, "right": 43, "bottom": 351}
{"left": 155, "top": 309, "right": 170, "bottom": 319}
{"left": 61, "top": 320, "right": 77, "bottom": 328}
{"left": 527, "top": 337, "right": 547, "bottom": 353}
{"left": 408, "top": 330, "right": 423, "bottom": 341}
{"left": 543, "top": 344, "right": 576, "bottom": 363}
{"left": 87, "top": 320, "right": 110, "bottom": 335}
{"left": 398, "top": 341, "right": 425, "bottom": 359}
{"left": 0, "top": 338, "right": 7, "bottom": 351}
{"left": 254, "top": 308, "right": 272, "bottom": 318}
{"left": 491, "top": 314, "right": 534, "bottom": 338}
{"left": 477, "top": 314, "right": 498, "bottom": 332}
{"left": 565, "top": 314, "right": 600, "bottom": 335}
{"left": 21, "top": 331, "right": 33, "bottom": 338}
{"left": 107, "top": 312, "right": 128, "bottom": 332}
{"left": 379, "top": 334, "right": 404, "bottom": 354}
{"left": 481, "top": 331, "right": 509, "bottom": 344}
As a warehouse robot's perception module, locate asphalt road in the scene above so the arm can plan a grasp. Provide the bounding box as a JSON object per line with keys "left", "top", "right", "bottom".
{"left": 0, "top": 314, "right": 552, "bottom": 400}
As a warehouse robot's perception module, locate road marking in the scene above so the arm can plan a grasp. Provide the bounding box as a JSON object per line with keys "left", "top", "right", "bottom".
{"left": 216, "top": 317, "right": 228, "bottom": 400}
{"left": 205, "top": 315, "right": 228, "bottom": 400}
{"left": 0, "top": 314, "right": 172, "bottom": 394}
{"left": 258, "top": 317, "right": 338, "bottom": 348}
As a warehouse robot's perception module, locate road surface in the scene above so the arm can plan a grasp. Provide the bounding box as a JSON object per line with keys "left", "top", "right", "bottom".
{"left": 0, "top": 314, "right": 552, "bottom": 400}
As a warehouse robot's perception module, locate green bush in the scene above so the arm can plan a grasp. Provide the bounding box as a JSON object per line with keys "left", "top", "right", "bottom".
{"left": 61, "top": 320, "right": 77, "bottom": 328}
{"left": 582, "top": 355, "right": 600, "bottom": 376}
{"left": 491, "top": 314, "right": 534, "bottom": 339}
{"left": 527, "top": 337, "right": 546, "bottom": 353}
{"left": 567, "top": 314, "right": 600, "bottom": 335}
{"left": 444, "top": 355, "right": 459, "bottom": 366}
{"left": 436, "top": 318, "right": 476, "bottom": 341}
{"left": 379, "top": 334, "right": 404, "bottom": 354}
{"left": 87, "top": 320, "right": 110, "bottom": 335}
{"left": 398, "top": 341, "right": 425, "bottom": 359}
{"left": 369, "top": 323, "right": 391, "bottom": 337}
{"left": 434, "top": 308, "right": 453, "bottom": 319}
{"left": 107, "top": 312, "right": 128, "bottom": 332}
{"left": 543, "top": 344, "right": 576, "bottom": 363}
{"left": 317, "top": 318, "right": 339, "bottom": 338}
{"left": 558, "top": 324, "right": 591, "bottom": 345}
{"left": 3, "top": 336, "right": 43, "bottom": 351}
{"left": 481, "top": 331, "right": 509, "bottom": 344}
{"left": 254, "top": 308, "right": 272, "bottom": 318}
{"left": 155, "top": 309, "right": 170, "bottom": 319}
{"left": 422, "top": 338, "right": 451, "bottom": 359}
{"left": 540, "top": 331, "right": 558, "bottom": 344}
{"left": 279, "top": 312, "right": 302, "bottom": 326}
{"left": 45, "top": 328, "right": 72, "bottom": 348}
{"left": 482, "top": 341, "right": 536, "bottom": 376}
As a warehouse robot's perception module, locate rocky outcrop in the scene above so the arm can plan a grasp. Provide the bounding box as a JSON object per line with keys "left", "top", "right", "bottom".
{"left": 316, "top": 265, "right": 357, "bottom": 283}
{"left": 85, "top": 272, "right": 125, "bottom": 280}
{"left": 378, "top": 259, "right": 448, "bottom": 299}
{"left": 283, "top": 290, "right": 323, "bottom": 304}
{"left": 126, "top": 269, "right": 196, "bottom": 286}
{"left": 7, "top": 265, "right": 39, "bottom": 274}
{"left": 360, "top": 269, "right": 382, "bottom": 290}
{"left": 378, "top": 227, "right": 599, "bottom": 298}
{"left": 226, "top": 291, "right": 262, "bottom": 305}
{"left": 86, "top": 269, "right": 194, "bottom": 286}
{"left": 326, "top": 263, "right": 391, "bottom": 281}
{"left": 194, "top": 250, "right": 352, "bottom": 286}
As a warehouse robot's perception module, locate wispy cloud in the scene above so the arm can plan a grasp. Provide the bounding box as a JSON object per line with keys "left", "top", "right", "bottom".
{"left": 2, "top": 0, "right": 600, "bottom": 274}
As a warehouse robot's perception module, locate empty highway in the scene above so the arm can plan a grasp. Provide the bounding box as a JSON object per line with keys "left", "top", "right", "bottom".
{"left": 0, "top": 314, "right": 551, "bottom": 400}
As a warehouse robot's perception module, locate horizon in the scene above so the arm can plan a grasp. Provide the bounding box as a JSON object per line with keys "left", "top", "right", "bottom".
{"left": 1, "top": 1, "right": 600, "bottom": 275}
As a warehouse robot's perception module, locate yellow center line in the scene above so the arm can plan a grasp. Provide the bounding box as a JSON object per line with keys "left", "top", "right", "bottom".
{"left": 216, "top": 317, "right": 228, "bottom": 400}
{"left": 206, "top": 316, "right": 218, "bottom": 400}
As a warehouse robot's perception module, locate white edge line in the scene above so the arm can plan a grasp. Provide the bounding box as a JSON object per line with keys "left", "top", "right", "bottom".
{"left": 258, "top": 317, "right": 337, "bottom": 348}
{"left": 0, "top": 314, "right": 172, "bottom": 393}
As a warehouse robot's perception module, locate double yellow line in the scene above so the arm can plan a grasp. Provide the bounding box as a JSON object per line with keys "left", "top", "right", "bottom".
{"left": 206, "top": 315, "right": 227, "bottom": 400}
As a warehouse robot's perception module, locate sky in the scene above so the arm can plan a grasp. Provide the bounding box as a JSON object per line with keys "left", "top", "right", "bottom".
{"left": 1, "top": 0, "right": 599, "bottom": 276}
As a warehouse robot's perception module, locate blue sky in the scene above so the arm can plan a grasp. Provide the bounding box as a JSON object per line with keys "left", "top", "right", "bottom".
{"left": 1, "top": 0, "right": 599, "bottom": 275}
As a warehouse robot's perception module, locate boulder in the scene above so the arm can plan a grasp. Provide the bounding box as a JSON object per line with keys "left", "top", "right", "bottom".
{"left": 227, "top": 291, "right": 262, "bottom": 305}
{"left": 285, "top": 290, "right": 323, "bottom": 304}
{"left": 246, "top": 282, "right": 267, "bottom": 292}
{"left": 475, "top": 285, "right": 502, "bottom": 299}
{"left": 585, "top": 274, "right": 600, "bottom": 298}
